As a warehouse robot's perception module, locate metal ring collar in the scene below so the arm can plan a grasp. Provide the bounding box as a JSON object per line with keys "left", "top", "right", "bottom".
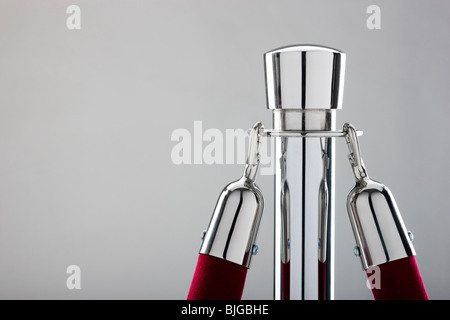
{"left": 261, "top": 129, "right": 363, "bottom": 138}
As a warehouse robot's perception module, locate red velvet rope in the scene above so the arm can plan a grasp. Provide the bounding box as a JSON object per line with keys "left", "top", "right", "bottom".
{"left": 187, "top": 254, "right": 248, "bottom": 300}
{"left": 189, "top": 254, "right": 428, "bottom": 300}
{"left": 368, "top": 256, "right": 429, "bottom": 300}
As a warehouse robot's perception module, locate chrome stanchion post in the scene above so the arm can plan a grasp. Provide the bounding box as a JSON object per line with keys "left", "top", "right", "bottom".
{"left": 263, "top": 45, "right": 346, "bottom": 300}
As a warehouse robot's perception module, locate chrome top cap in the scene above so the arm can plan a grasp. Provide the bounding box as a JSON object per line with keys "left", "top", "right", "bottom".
{"left": 264, "top": 45, "right": 346, "bottom": 110}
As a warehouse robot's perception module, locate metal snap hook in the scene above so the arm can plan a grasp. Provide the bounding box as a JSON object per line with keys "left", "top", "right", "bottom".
{"left": 243, "top": 121, "right": 264, "bottom": 182}
{"left": 343, "top": 123, "right": 368, "bottom": 181}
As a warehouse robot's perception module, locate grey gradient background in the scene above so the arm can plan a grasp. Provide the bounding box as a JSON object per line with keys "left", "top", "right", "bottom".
{"left": 0, "top": 0, "right": 449, "bottom": 299}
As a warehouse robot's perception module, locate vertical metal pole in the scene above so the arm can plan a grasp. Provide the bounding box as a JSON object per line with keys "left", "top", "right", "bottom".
{"left": 264, "top": 45, "right": 346, "bottom": 300}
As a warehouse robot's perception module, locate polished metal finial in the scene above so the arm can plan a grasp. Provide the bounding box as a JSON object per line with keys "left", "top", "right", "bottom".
{"left": 264, "top": 45, "right": 346, "bottom": 110}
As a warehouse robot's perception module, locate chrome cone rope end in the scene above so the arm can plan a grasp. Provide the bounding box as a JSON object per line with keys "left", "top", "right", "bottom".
{"left": 344, "top": 123, "right": 415, "bottom": 270}
{"left": 199, "top": 122, "right": 265, "bottom": 268}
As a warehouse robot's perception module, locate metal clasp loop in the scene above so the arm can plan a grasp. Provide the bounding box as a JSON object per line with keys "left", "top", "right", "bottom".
{"left": 243, "top": 121, "right": 264, "bottom": 182}
{"left": 343, "top": 123, "right": 368, "bottom": 180}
